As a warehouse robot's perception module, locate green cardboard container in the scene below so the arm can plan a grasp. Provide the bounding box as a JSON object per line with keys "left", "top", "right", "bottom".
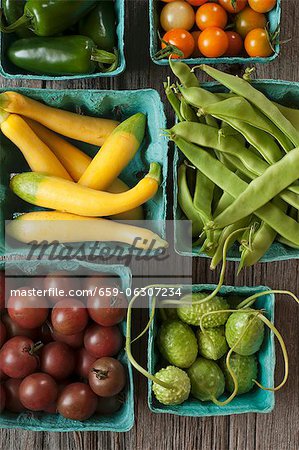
{"left": 0, "top": 0, "right": 126, "bottom": 79}
{"left": 0, "top": 260, "right": 134, "bottom": 432}
{"left": 0, "top": 87, "right": 167, "bottom": 262}
{"left": 148, "top": 284, "right": 275, "bottom": 417}
{"left": 149, "top": 0, "right": 281, "bottom": 65}
{"left": 174, "top": 79, "right": 299, "bottom": 261}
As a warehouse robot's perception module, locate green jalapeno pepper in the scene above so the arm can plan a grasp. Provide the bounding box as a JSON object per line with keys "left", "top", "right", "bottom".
{"left": 8, "top": 35, "right": 117, "bottom": 75}
{"left": 0, "top": 0, "right": 98, "bottom": 36}
{"left": 79, "top": 0, "right": 116, "bottom": 52}
{"left": 2, "top": 0, "right": 33, "bottom": 37}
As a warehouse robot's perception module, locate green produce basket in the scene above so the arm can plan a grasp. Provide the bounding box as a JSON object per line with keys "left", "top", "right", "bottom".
{"left": 0, "top": 260, "right": 134, "bottom": 432}
{"left": 149, "top": 0, "right": 281, "bottom": 65}
{"left": 148, "top": 284, "right": 275, "bottom": 417}
{"left": 0, "top": 0, "right": 125, "bottom": 79}
{"left": 0, "top": 87, "right": 167, "bottom": 263}
{"left": 174, "top": 79, "right": 299, "bottom": 261}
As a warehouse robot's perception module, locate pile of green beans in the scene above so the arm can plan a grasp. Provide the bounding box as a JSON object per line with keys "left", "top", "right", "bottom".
{"left": 167, "top": 61, "right": 299, "bottom": 270}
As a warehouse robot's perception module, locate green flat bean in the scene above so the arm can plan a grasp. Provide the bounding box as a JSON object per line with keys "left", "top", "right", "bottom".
{"left": 277, "top": 236, "right": 299, "bottom": 249}
{"left": 172, "top": 135, "right": 299, "bottom": 245}
{"left": 200, "top": 65, "right": 299, "bottom": 147}
{"left": 214, "top": 147, "right": 299, "bottom": 229}
{"left": 203, "top": 97, "right": 293, "bottom": 153}
{"left": 170, "top": 59, "right": 200, "bottom": 88}
{"left": 275, "top": 102, "right": 299, "bottom": 130}
{"left": 193, "top": 169, "right": 215, "bottom": 223}
{"left": 178, "top": 164, "right": 203, "bottom": 237}
{"left": 205, "top": 115, "right": 218, "bottom": 128}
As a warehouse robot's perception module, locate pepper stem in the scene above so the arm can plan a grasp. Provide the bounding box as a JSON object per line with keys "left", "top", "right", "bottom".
{"left": 0, "top": 12, "right": 30, "bottom": 33}
{"left": 91, "top": 48, "right": 117, "bottom": 65}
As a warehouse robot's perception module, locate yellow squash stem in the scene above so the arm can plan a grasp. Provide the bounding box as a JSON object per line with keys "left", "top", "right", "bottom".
{"left": 0, "top": 113, "right": 72, "bottom": 180}
{"left": 25, "top": 119, "right": 144, "bottom": 221}
{"left": 10, "top": 163, "right": 161, "bottom": 217}
{"left": 6, "top": 211, "right": 168, "bottom": 250}
{"left": 0, "top": 91, "right": 118, "bottom": 146}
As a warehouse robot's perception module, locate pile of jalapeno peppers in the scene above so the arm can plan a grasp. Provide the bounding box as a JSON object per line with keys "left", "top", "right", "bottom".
{"left": 166, "top": 61, "right": 299, "bottom": 270}
{"left": 1, "top": 0, "right": 118, "bottom": 76}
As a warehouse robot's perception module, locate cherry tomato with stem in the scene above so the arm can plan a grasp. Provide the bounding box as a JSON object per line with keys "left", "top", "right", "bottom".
{"left": 245, "top": 28, "right": 273, "bottom": 57}
{"left": 248, "top": 0, "right": 276, "bottom": 13}
{"left": 198, "top": 27, "right": 229, "bottom": 57}
{"left": 8, "top": 287, "right": 49, "bottom": 330}
{"left": 219, "top": 0, "right": 248, "bottom": 14}
{"left": 57, "top": 383, "right": 97, "bottom": 421}
{"left": 0, "top": 336, "right": 42, "bottom": 378}
{"left": 51, "top": 298, "right": 88, "bottom": 336}
{"left": 235, "top": 6, "right": 267, "bottom": 38}
{"left": 160, "top": 1, "right": 195, "bottom": 32}
{"left": 4, "top": 379, "right": 25, "bottom": 413}
{"left": 160, "top": 29, "right": 195, "bottom": 59}
{"left": 84, "top": 323, "right": 123, "bottom": 358}
{"left": 196, "top": 3, "right": 228, "bottom": 30}
{"left": 20, "top": 373, "right": 58, "bottom": 411}
{"left": 40, "top": 342, "right": 75, "bottom": 380}
{"left": 89, "top": 357, "right": 126, "bottom": 397}
{"left": 224, "top": 31, "right": 244, "bottom": 56}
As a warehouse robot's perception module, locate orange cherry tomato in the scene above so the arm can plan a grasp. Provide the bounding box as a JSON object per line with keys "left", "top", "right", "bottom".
{"left": 186, "top": 0, "right": 209, "bottom": 6}
{"left": 162, "top": 29, "right": 195, "bottom": 59}
{"left": 224, "top": 31, "right": 243, "bottom": 56}
{"left": 219, "top": 0, "right": 248, "bottom": 14}
{"left": 235, "top": 6, "right": 267, "bottom": 38}
{"left": 248, "top": 0, "right": 276, "bottom": 13}
{"left": 195, "top": 3, "right": 228, "bottom": 30}
{"left": 160, "top": 1, "right": 195, "bottom": 31}
{"left": 161, "top": 0, "right": 177, "bottom": 2}
{"left": 244, "top": 28, "right": 273, "bottom": 57}
{"left": 191, "top": 31, "right": 202, "bottom": 57}
{"left": 198, "top": 27, "right": 229, "bottom": 57}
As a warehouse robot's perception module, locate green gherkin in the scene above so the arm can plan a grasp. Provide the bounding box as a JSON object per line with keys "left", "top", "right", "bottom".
{"left": 152, "top": 366, "right": 191, "bottom": 405}
{"left": 225, "top": 311, "right": 264, "bottom": 356}
{"left": 177, "top": 293, "right": 230, "bottom": 327}
{"left": 220, "top": 353, "right": 258, "bottom": 394}
{"left": 197, "top": 326, "right": 229, "bottom": 360}
{"left": 157, "top": 320, "right": 198, "bottom": 368}
{"left": 187, "top": 358, "right": 225, "bottom": 402}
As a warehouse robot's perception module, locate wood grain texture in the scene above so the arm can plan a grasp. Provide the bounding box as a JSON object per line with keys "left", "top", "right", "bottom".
{"left": 0, "top": 1, "right": 299, "bottom": 449}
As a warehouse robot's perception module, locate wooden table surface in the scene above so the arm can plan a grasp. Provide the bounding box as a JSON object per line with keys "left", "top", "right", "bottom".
{"left": 1, "top": 1, "right": 299, "bottom": 449}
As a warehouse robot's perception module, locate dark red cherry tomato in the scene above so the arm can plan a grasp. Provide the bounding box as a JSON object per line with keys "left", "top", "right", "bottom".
{"left": 57, "top": 382, "right": 97, "bottom": 421}
{"left": 40, "top": 342, "right": 75, "bottom": 380}
{"left": 83, "top": 274, "right": 110, "bottom": 293}
{"left": 51, "top": 298, "right": 88, "bottom": 336}
{"left": 1, "top": 314, "right": 40, "bottom": 340}
{"left": 44, "top": 271, "right": 81, "bottom": 304}
{"left": 84, "top": 324, "right": 123, "bottom": 358}
{"left": 75, "top": 348, "right": 97, "bottom": 379}
{"left": 51, "top": 329, "right": 84, "bottom": 349}
{"left": 0, "top": 384, "right": 6, "bottom": 412}
{"left": 224, "top": 31, "right": 244, "bottom": 56}
{"left": 20, "top": 373, "right": 58, "bottom": 411}
{"left": 96, "top": 395, "right": 122, "bottom": 414}
{"left": 0, "top": 336, "right": 41, "bottom": 378}
{"left": 0, "top": 320, "right": 7, "bottom": 347}
{"left": 8, "top": 287, "right": 49, "bottom": 329}
{"left": 3, "top": 378, "right": 25, "bottom": 413}
{"left": 89, "top": 357, "right": 126, "bottom": 397}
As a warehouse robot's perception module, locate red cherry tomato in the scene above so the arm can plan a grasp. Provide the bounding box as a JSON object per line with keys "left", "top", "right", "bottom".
{"left": 0, "top": 336, "right": 40, "bottom": 378}
{"left": 244, "top": 28, "right": 273, "bottom": 57}
{"left": 224, "top": 31, "right": 244, "bottom": 56}
{"left": 1, "top": 313, "right": 40, "bottom": 340}
{"left": 4, "top": 378, "right": 25, "bottom": 413}
{"left": 162, "top": 29, "right": 195, "bottom": 59}
{"left": 0, "top": 384, "right": 5, "bottom": 412}
{"left": 0, "top": 320, "right": 7, "bottom": 347}
{"left": 87, "top": 281, "right": 127, "bottom": 327}
{"left": 219, "top": 0, "right": 248, "bottom": 14}
{"left": 96, "top": 395, "right": 122, "bottom": 414}
{"left": 198, "top": 27, "right": 229, "bottom": 57}
{"left": 187, "top": 0, "right": 209, "bottom": 6}
{"left": 248, "top": 0, "right": 276, "bottom": 13}
{"left": 235, "top": 6, "right": 267, "bottom": 38}
{"left": 20, "top": 373, "right": 58, "bottom": 411}
{"left": 75, "top": 348, "right": 97, "bottom": 379}
{"left": 88, "top": 357, "right": 126, "bottom": 397}
{"left": 84, "top": 323, "right": 123, "bottom": 358}
{"left": 57, "top": 383, "right": 97, "bottom": 421}
{"left": 51, "top": 328, "right": 84, "bottom": 349}
{"left": 44, "top": 271, "right": 81, "bottom": 304}
{"left": 160, "top": 1, "right": 195, "bottom": 32}
{"left": 51, "top": 298, "right": 88, "bottom": 336}
{"left": 196, "top": 3, "right": 228, "bottom": 30}
{"left": 7, "top": 287, "right": 49, "bottom": 329}
{"left": 40, "top": 342, "right": 75, "bottom": 380}
{"left": 82, "top": 274, "right": 109, "bottom": 293}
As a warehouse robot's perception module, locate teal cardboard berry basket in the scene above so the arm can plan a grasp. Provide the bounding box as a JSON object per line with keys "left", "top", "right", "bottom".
{"left": 0, "top": 260, "right": 134, "bottom": 432}
{"left": 173, "top": 79, "right": 299, "bottom": 261}
{"left": 0, "top": 87, "right": 167, "bottom": 264}
{"left": 148, "top": 284, "right": 275, "bottom": 417}
{"left": 0, "top": 0, "right": 125, "bottom": 79}
{"left": 149, "top": 0, "right": 281, "bottom": 66}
